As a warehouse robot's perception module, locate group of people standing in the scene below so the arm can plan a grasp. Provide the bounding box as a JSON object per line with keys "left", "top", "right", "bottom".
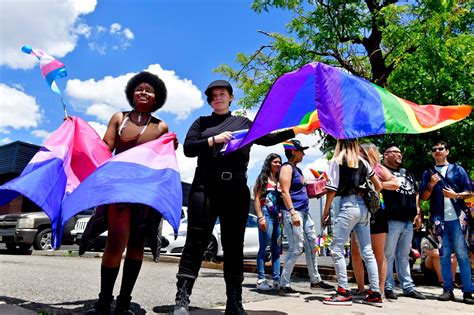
{"left": 83, "top": 73, "right": 473, "bottom": 315}
{"left": 254, "top": 137, "right": 473, "bottom": 309}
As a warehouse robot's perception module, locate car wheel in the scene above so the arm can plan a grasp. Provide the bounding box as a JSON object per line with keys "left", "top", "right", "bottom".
{"left": 203, "top": 236, "right": 218, "bottom": 262}
{"left": 33, "top": 228, "right": 52, "bottom": 250}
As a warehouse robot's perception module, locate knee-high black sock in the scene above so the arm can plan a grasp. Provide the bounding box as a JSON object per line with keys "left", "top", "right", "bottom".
{"left": 119, "top": 258, "right": 143, "bottom": 298}
{"left": 100, "top": 264, "right": 120, "bottom": 299}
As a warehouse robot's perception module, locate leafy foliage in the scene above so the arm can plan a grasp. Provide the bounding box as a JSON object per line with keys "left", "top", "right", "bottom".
{"left": 216, "top": 0, "right": 473, "bottom": 176}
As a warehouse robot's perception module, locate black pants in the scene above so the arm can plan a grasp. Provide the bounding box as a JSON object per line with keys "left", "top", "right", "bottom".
{"left": 177, "top": 177, "right": 250, "bottom": 281}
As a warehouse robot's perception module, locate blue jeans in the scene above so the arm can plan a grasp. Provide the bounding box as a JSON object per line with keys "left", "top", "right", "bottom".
{"left": 385, "top": 220, "right": 415, "bottom": 293}
{"left": 280, "top": 210, "right": 322, "bottom": 287}
{"left": 330, "top": 195, "right": 380, "bottom": 292}
{"left": 440, "top": 219, "right": 473, "bottom": 293}
{"left": 257, "top": 209, "right": 281, "bottom": 281}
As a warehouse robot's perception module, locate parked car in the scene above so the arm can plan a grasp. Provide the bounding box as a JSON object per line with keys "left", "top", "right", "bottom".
{"left": 0, "top": 210, "right": 89, "bottom": 253}
{"left": 73, "top": 211, "right": 264, "bottom": 262}
{"left": 161, "top": 213, "right": 263, "bottom": 261}
{"left": 73, "top": 207, "right": 188, "bottom": 252}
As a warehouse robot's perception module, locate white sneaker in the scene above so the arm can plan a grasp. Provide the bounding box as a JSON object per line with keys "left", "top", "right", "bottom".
{"left": 256, "top": 279, "right": 273, "bottom": 291}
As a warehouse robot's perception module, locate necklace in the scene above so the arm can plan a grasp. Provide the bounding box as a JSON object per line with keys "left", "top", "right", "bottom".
{"left": 118, "top": 111, "right": 152, "bottom": 140}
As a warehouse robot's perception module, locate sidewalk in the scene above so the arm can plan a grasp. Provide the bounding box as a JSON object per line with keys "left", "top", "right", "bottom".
{"left": 16, "top": 250, "right": 472, "bottom": 315}
{"left": 207, "top": 284, "right": 474, "bottom": 315}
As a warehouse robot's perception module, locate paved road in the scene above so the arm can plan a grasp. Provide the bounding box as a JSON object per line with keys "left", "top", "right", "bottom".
{"left": 0, "top": 252, "right": 280, "bottom": 314}
{"left": 1, "top": 251, "right": 473, "bottom": 314}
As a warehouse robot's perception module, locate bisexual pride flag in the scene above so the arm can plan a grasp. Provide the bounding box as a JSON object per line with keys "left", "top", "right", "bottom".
{"left": 0, "top": 117, "right": 112, "bottom": 248}
{"left": 62, "top": 132, "right": 183, "bottom": 235}
{"left": 229, "top": 62, "right": 471, "bottom": 151}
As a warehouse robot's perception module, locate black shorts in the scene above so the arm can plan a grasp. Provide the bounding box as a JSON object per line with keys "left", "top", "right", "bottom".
{"left": 370, "top": 208, "right": 388, "bottom": 234}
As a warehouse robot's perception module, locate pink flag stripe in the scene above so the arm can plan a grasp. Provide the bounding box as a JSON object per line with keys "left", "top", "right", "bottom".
{"left": 110, "top": 132, "right": 179, "bottom": 171}
{"left": 40, "top": 59, "right": 65, "bottom": 77}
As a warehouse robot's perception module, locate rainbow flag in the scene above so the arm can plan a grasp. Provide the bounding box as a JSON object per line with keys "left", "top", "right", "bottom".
{"left": 22, "top": 45, "right": 67, "bottom": 95}
{"left": 230, "top": 62, "right": 471, "bottom": 150}
{"left": 0, "top": 117, "right": 112, "bottom": 247}
{"left": 62, "top": 132, "right": 183, "bottom": 235}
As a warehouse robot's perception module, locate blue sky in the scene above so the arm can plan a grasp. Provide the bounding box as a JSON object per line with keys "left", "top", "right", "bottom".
{"left": 0, "top": 0, "right": 327, "bottom": 184}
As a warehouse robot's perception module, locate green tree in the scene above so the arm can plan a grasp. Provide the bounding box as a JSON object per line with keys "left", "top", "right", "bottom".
{"left": 216, "top": 0, "right": 473, "bottom": 176}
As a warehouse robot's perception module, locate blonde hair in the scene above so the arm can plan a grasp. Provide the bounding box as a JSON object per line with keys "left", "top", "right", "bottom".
{"left": 359, "top": 142, "right": 381, "bottom": 168}
{"left": 332, "top": 139, "right": 360, "bottom": 168}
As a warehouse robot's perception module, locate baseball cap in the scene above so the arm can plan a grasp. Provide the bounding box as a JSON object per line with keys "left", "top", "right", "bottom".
{"left": 283, "top": 139, "right": 309, "bottom": 151}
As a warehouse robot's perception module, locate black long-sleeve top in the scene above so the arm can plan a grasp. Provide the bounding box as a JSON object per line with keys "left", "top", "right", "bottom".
{"left": 184, "top": 112, "right": 295, "bottom": 174}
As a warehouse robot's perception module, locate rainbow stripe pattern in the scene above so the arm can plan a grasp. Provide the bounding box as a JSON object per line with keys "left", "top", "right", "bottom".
{"left": 22, "top": 45, "right": 67, "bottom": 95}
{"left": 232, "top": 62, "right": 471, "bottom": 149}
{"left": 282, "top": 140, "right": 297, "bottom": 151}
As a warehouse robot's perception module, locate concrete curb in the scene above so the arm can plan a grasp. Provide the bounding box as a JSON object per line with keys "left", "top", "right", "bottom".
{"left": 30, "top": 249, "right": 472, "bottom": 285}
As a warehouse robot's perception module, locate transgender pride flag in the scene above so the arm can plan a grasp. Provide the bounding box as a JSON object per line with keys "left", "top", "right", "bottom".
{"left": 22, "top": 45, "right": 67, "bottom": 95}
{"left": 62, "top": 132, "right": 183, "bottom": 235}
{"left": 0, "top": 117, "right": 112, "bottom": 248}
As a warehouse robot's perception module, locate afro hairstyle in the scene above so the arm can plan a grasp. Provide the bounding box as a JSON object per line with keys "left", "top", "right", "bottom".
{"left": 125, "top": 71, "right": 167, "bottom": 112}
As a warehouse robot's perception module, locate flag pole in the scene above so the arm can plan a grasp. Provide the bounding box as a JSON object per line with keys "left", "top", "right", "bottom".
{"left": 60, "top": 95, "right": 68, "bottom": 118}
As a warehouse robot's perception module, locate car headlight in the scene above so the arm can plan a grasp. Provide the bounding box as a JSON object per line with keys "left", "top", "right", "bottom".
{"left": 17, "top": 217, "right": 35, "bottom": 229}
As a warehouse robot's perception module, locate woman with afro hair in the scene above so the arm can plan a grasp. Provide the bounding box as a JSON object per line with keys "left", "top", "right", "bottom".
{"left": 87, "top": 71, "right": 173, "bottom": 315}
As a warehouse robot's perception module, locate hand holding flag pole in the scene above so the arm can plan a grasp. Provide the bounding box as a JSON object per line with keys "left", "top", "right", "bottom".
{"left": 21, "top": 45, "right": 69, "bottom": 118}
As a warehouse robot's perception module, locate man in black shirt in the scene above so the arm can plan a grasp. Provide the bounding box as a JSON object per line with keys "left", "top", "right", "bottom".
{"left": 382, "top": 144, "right": 426, "bottom": 300}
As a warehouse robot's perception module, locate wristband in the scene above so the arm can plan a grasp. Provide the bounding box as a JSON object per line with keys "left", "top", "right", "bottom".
{"left": 257, "top": 216, "right": 264, "bottom": 221}
{"left": 212, "top": 136, "right": 216, "bottom": 146}
{"left": 288, "top": 207, "right": 294, "bottom": 212}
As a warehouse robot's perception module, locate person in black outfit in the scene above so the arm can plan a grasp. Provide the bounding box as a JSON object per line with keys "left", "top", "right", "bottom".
{"left": 173, "top": 80, "right": 295, "bottom": 315}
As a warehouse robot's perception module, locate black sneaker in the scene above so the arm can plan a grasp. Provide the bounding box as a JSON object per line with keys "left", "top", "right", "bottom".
{"left": 278, "top": 286, "right": 300, "bottom": 297}
{"left": 310, "top": 281, "right": 334, "bottom": 290}
{"left": 350, "top": 289, "right": 367, "bottom": 299}
{"left": 437, "top": 290, "right": 455, "bottom": 301}
{"left": 384, "top": 290, "right": 398, "bottom": 300}
{"left": 323, "top": 287, "right": 352, "bottom": 306}
{"left": 463, "top": 292, "right": 474, "bottom": 305}
{"left": 364, "top": 290, "right": 383, "bottom": 308}
{"left": 404, "top": 290, "right": 426, "bottom": 300}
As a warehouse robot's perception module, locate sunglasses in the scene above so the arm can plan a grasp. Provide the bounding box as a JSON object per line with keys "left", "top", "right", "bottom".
{"left": 431, "top": 147, "right": 445, "bottom": 152}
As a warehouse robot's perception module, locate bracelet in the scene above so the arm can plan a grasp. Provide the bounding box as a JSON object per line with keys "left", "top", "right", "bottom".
{"left": 288, "top": 207, "right": 294, "bottom": 212}
{"left": 257, "top": 216, "right": 265, "bottom": 221}
{"left": 212, "top": 136, "right": 216, "bottom": 146}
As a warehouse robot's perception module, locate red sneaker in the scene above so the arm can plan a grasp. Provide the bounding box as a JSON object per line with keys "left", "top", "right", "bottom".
{"left": 323, "top": 287, "right": 352, "bottom": 306}
{"left": 364, "top": 289, "right": 383, "bottom": 307}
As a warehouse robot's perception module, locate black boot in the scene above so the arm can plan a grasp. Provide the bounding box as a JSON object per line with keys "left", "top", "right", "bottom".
{"left": 85, "top": 293, "right": 114, "bottom": 315}
{"left": 173, "top": 276, "right": 195, "bottom": 315}
{"left": 114, "top": 295, "right": 134, "bottom": 315}
{"left": 225, "top": 276, "right": 247, "bottom": 315}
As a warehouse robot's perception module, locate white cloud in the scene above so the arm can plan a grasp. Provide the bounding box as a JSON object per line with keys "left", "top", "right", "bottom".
{"left": 31, "top": 129, "right": 52, "bottom": 142}
{"left": 0, "top": 137, "right": 12, "bottom": 145}
{"left": 110, "top": 23, "right": 122, "bottom": 33}
{"left": 0, "top": 83, "right": 42, "bottom": 133}
{"left": 176, "top": 145, "right": 197, "bottom": 183}
{"left": 88, "top": 23, "right": 134, "bottom": 54}
{"left": 0, "top": 0, "right": 97, "bottom": 69}
{"left": 87, "top": 121, "right": 107, "bottom": 139}
{"left": 66, "top": 64, "right": 204, "bottom": 122}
